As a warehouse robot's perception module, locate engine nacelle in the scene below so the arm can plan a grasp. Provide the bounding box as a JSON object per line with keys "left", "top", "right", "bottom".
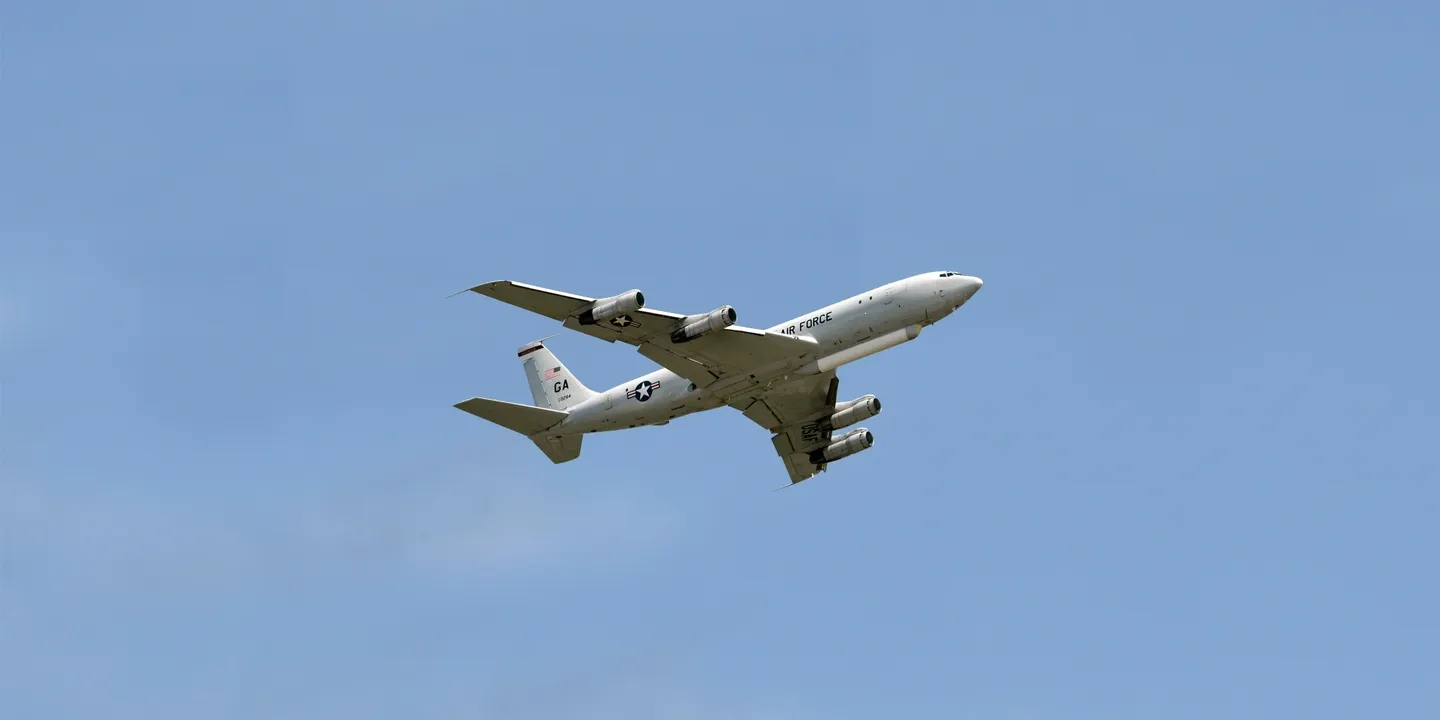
{"left": 809, "top": 427, "right": 874, "bottom": 464}
{"left": 670, "top": 305, "right": 737, "bottom": 343}
{"left": 578, "top": 289, "right": 645, "bottom": 325}
{"left": 825, "top": 395, "right": 881, "bottom": 431}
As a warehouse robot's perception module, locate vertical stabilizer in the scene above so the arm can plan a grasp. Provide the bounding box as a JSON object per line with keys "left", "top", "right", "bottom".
{"left": 517, "top": 341, "right": 595, "bottom": 411}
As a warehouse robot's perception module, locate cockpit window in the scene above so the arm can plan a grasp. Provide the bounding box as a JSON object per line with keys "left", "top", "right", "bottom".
{"left": 939, "top": 272, "right": 958, "bottom": 277}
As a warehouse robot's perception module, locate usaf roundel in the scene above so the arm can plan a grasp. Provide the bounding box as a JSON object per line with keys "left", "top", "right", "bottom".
{"left": 609, "top": 314, "right": 639, "bottom": 328}
{"left": 626, "top": 379, "right": 660, "bottom": 402}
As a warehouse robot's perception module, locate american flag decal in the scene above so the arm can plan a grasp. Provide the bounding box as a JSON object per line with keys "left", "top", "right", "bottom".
{"left": 543, "top": 366, "right": 562, "bottom": 380}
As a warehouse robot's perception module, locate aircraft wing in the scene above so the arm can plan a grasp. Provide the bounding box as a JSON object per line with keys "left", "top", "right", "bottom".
{"left": 465, "top": 280, "right": 818, "bottom": 389}
{"left": 729, "top": 373, "right": 841, "bottom": 484}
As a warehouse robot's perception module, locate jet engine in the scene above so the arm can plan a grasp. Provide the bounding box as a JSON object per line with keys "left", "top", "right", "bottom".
{"left": 670, "top": 305, "right": 737, "bottom": 343}
{"left": 825, "top": 395, "right": 881, "bottom": 431}
{"left": 578, "top": 290, "right": 645, "bottom": 325}
{"left": 808, "top": 427, "right": 874, "bottom": 464}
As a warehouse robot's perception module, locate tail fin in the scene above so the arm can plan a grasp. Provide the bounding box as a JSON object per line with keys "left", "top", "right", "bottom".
{"left": 518, "top": 341, "right": 595, "bottom": 411}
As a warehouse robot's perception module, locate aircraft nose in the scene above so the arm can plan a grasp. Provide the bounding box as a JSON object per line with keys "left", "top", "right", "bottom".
{"left": 958, "top": 275, "right": 983, "bottom": 299}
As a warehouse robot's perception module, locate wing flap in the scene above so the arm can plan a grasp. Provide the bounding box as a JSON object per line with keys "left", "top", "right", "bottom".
{"left": 737, "top": 398, "right": 782, "bottom": 429}
{"left": 732, "top": 373, "right": 842, "bottom": 484}
{"left": 636, "top": 342, "right": 721, "bottom": 387}
{"left": 562, "top": 315, "right": 624, "bottom": 344}
{"left": 771, "top": 433, "right": 824, "bottom": 484}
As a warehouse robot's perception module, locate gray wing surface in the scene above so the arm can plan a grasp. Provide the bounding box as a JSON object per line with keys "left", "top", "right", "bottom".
{"left": 729, "top": 374, "right": 841, "bottom": 484}
{"left": 466, "top": 280, "right": 817, "bottom": 388}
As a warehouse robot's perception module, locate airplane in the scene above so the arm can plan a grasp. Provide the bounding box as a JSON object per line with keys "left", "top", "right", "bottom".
{"left": 453, "top": 271, "right": 983, "bottom": 485}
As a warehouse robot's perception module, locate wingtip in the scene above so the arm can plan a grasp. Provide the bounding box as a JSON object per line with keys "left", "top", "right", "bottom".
{"left": 447, "top": 280, "right": 510, "bottom": 299}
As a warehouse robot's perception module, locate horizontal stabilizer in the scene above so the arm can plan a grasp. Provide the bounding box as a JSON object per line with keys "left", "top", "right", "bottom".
{"left": 455, "top": 397, "right": 567, "bottom": 436}
{"left": 532, "top": 434, "right": 583, "bottom": 464}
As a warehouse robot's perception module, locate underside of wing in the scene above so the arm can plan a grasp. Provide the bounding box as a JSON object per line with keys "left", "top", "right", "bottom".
{"left": 633, "top": 325, "right": 816, "bottom": 389}
{"left": 465, "top": 279, "right": 819, "bottom": 389}
{"left": 731, "top": 373, "right": 841, "bottom": 484}
{"left": 467, "top": 280, "right": 595, "bottom": 322}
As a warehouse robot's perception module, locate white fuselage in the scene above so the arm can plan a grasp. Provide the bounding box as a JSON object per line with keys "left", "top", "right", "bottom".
{"left": 556, "top": 271, "right": 982, "bottom": 434}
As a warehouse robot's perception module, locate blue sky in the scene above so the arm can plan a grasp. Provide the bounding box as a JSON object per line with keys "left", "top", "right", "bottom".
{"left": 3, "top": 1, "right": 1438, "bottom": 717}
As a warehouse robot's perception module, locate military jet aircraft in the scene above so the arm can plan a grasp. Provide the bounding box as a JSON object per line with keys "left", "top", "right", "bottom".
{"left": 454, "top": 271, "right": 982, "bottom": 484}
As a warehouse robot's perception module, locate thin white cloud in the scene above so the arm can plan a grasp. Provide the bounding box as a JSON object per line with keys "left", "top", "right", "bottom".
{"left": 465, "top": 660, "right": 814, "bottom": 720}
{"left": 0, "top": 229, "right": 110, "bottom": 356}
{"left": 0, "top": 254, "right": 32, "bottom": 352}
{"left": 1381, "top": 180, "right": 1440, "bottom": 213}
{"left": 0, "top": 296, "right": 23, "bottom": 349}
{"left": 0, "top": 465, "right": 674, "bottom": 599}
